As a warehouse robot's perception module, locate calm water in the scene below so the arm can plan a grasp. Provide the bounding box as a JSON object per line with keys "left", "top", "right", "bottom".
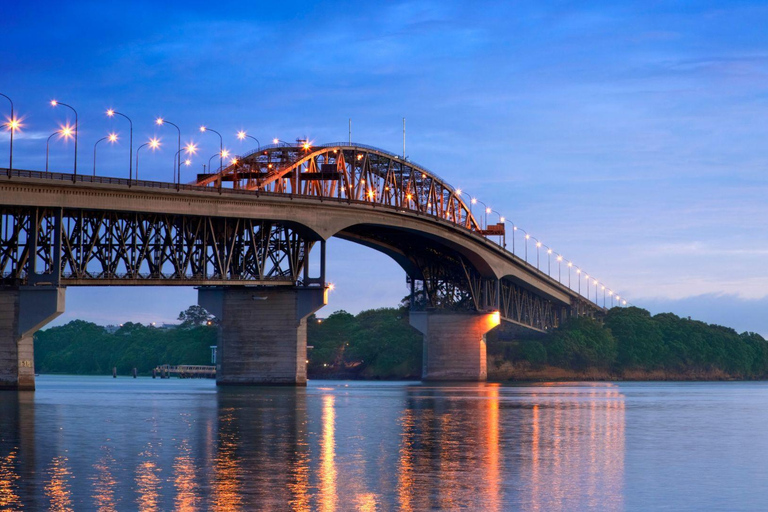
{"left": 1, "top": 377, "right": 767, "bottom": 511}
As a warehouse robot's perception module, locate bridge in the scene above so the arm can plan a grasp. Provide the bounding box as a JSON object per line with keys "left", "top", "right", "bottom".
{"left": 0, "top": 142, "right": 614, "bottom": 390}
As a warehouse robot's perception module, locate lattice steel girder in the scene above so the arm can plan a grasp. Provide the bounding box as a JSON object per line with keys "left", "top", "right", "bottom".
{"left": 196, "top": 145, "right": 481, "bottom": 231}
{"left": 0, "top": 206, "right": 320, "bottom": 286}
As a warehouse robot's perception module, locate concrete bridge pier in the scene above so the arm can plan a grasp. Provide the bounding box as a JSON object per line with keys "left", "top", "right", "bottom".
{"left": 410, "top": 310, "right": 501, "bottom": 382}
{"left": 199, "top": 286, "right": 327, "bottom": 386}
{"left": 0, "top": 287, "right": 66, "bottom": 391}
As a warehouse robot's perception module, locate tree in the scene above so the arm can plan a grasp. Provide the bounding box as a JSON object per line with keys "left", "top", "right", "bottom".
{"left": 606, "top": 307, "right": 665, "bottom": 370}
{"left": 177, "top": 305, "right": 213, "bottom": 327}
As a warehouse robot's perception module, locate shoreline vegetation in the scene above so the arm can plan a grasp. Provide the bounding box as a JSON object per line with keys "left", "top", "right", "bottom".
{"left": 34, "top": 305, "right": 768, "bottom": 382}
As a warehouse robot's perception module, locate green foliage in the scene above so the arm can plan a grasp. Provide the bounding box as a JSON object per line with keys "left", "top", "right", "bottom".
{"left": 520, "top": 340, "right": 548, "bottom": 368}
{"left": 177, "top": 305, "right": 214, "bottom": 327}
{"left": 308, "top": 307, "right": 422, "bottom": 379}
{"left": 35, "top": 313, "right": 217, "bottom": 376}
{"left": 605, "top": 307, "right": 665, "bottom": 369}
{"left": 532, "top": 306, "right": 768, "bottom": 379}
{"left": 33, "top": 301, "right": 768, "bottom": 381}
{"left": 546, "top": 317, "right": 617, "bottom": 370}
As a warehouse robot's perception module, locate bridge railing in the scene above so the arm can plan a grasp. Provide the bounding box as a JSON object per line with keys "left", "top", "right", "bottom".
{"left": 1, "top": 167, "right": 611, "bottom": 310}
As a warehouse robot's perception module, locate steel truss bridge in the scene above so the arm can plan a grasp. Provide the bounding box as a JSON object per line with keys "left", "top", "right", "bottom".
{"left": 0, "top": 143, "right": 607, "bottom": 332}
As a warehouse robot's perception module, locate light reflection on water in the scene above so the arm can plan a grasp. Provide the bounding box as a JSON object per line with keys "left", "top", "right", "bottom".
{"left": 2, "top": 377, "right": 768, "bottom": 510}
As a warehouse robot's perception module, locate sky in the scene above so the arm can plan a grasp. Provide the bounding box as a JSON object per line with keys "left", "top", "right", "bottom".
{"left": 2, "top": 1, "right": 768, "bottom": 334}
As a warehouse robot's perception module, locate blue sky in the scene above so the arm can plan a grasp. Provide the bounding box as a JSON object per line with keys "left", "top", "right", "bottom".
{"left": 2, "top": 1, "right": 768, "bottom": 334}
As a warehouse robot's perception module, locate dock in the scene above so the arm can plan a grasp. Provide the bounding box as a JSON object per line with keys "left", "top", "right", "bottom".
{"left": 154, "top": 364, "right": 216, "bottom": 379}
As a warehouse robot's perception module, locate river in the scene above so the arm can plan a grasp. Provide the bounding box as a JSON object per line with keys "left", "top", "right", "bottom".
{"left": 1, "top": 376, "right": 767, "bottom": 510}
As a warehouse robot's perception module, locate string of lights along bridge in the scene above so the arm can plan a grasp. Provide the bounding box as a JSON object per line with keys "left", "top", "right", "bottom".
{"left": 0, "top": 93, "right": 630, "bottom": 309}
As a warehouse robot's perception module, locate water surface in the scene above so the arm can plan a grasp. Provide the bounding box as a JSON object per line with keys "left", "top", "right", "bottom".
{"left": 1, "top": 376, "right": 767, "bottom": 510}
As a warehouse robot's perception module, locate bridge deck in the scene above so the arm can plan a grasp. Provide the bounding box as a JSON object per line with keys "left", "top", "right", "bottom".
{"left": 0, "top": 168, "right": 606, "bottom": 318}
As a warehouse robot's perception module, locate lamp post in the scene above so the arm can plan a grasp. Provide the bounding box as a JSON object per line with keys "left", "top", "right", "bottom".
{"left": 200, "top": 126, "right": 223, "bottom": 175}
{"left": 237, "top": 130, "right": 260, "bottom": 151}
{"left": 454, "top": 188, "right": 474, "bottom": 227}
{"left": 106, "top": 109, "right": 132, "bottom": 181}
{"left": 492, "top": 210, "right": 505, "bottom": 247}
{"left": 50, "top": 100, "right": 78, "bottom": 180}
{"left": 545, "top": 246, "right": 552, "bottom": 276}
{"left": 156, "top": 118, "right": 180, "bottom": 183}
{"left": 208, "top": 150, "right": 230, "bottom": 173}
{"left": 93, "top": 133, "right": 118, "bottom": 176}
{"left": 135, "top": 138, "right": 161, "bottom": 183}
{"left": 585, "top": 274, "right": 590, "bottom": 299}
{"left": 175, "top": 142, "right": 198, "bottom": 185}
{"left": 556, "top": 255, "right": 563, "bottom": 283}
{"left": 471, "top": 198, "right": 489, "bottom": 229}
{"left": 46, "top": 126, "right": 74, "bottom": 175}
{"left": 0, "top": 93, "right": 15, "bottom": 175}
{"left": 534, "top": 240, "right": 542, "bottom": 270}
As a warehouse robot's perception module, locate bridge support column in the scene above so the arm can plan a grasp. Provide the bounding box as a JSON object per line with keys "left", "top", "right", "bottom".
{"left": 410, "top": 311, "right": 500, "bottom": 382}
{"left": 0, "top": 287, "right": 66, "bottom": 391}
{"left": 199, "top": 286, "right": 327, "bottom": 386}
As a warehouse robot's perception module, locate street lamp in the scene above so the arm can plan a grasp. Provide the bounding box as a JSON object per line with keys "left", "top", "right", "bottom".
{"left": 534, "top": 240, "right": 542, "bottom": 270}
{"left": 492, "top": 210, "right": 507, "bottom": 244}
{"left": 46, "top": 125, "right": 74, "bottom": 174}
{"left": 135, "top": 137, "right": 161, "bottom": 182}
{"left": 0, "top": 93, "right": 16, "bottom": 175}
{"left": 175, "top": 142, "right": 198, "bottom": 184}
{"left": 50, "top": 100, "right": 78, "bottom": 180}
{"left": 208, "top": 149, "right": 230, "bottom": 173}
{"left": 93, "top": 133, "right": 118, "bottom": 176}
{"left": 545, "top": 246, "right": 552, "bottom": 276}
{"left": 200, "top": 126, "right": 223, "bottom": 175}
{"left": 575, "top": 268, "right": 582, "bottom": 294}
{"left": 472, "top": 198, "right": 489, "bottom": 229}
{"left": 106, "top": 109, "right": 133, "bottom": 181}
{"left": 156, "top": 117, "right": 180, "bottom": 183}
{"left": 237, "top": 130, "right": 260, "bottom": 151}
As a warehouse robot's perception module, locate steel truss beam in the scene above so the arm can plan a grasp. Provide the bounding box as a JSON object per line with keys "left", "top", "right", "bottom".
{"left": 0, "top": 206, "right": 319, "bottom": 286}
{"left": 196, "top": 144, "right": 481, "bottom": 231}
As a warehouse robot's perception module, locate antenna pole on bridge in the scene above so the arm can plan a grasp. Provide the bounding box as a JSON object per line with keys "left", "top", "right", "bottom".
{"left": 402, "top": 117, "right": 405, "bottom": 159}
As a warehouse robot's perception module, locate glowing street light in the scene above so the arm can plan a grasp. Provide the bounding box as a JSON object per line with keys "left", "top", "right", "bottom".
{"left": 175, "top": 142, "right": 198, "bottom": 183}
{"left": 45, "top": 125, "right": 75, "bottom": 174}
{"left": 472, "top": 198, "right": 489, "bottom": 230}
{"left": 0, "top": 92, "right": 16, "bottom": 175}
{"left": 156, "top": 117, "right": 181, "bottom": 183}
{"left": 93, "top": 132, "right": 118, "bottom": 176}
{"left": 237, "top": 130, "right": 260, "bottom": 151}
{"left": 51, "top": 100, "right": 78, "bottom": 180}
{"left": 106, "top": 109, "right": 133, "bottom": 181}
{"left": 200, "top": 125, "right": 223, "bottom": 173}
{"left": 135, "top": 137, "right": 161, "bottom": 183}
{"left": 208, "top": 149, "right": 230, "bottom": 173}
